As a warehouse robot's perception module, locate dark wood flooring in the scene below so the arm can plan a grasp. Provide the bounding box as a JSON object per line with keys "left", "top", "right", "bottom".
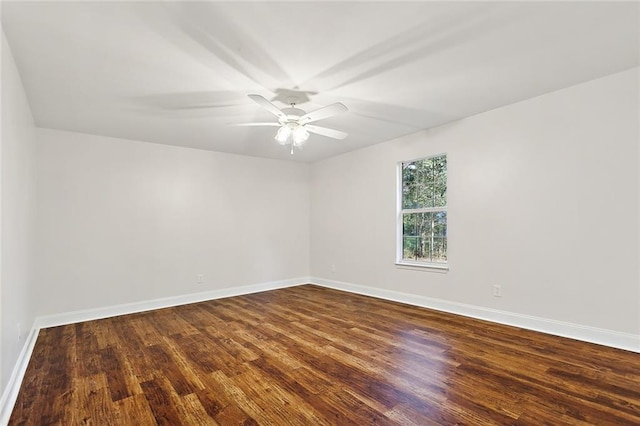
{"left": 9, "top": 284, "right": 640, "bottom": 425}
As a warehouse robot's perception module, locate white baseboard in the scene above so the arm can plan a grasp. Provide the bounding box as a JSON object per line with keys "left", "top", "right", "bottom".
{"left": 35, "top": 277, "right": 309, "bottom": 329}
{"left": 310, "top": 277, "right": 640, "bottom": 354}
{"left": 0, "top": 276, "right": 310, "bottom": 423}
{"left": 0, "top": 326, "right": 40, "bottom": 425}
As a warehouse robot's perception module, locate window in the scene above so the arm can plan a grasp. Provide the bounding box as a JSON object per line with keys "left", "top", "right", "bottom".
{"left": 398, "top": 154, "right": 447, "bottom": 267}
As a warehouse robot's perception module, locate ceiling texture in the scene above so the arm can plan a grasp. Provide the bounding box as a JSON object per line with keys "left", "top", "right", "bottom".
{"left": 2, "top": 1, "right": 638, "bottom": 162}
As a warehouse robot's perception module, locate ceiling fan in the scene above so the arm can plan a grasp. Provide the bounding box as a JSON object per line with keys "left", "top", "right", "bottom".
{"left": 241, "top": 94, "right": 349, "bottom": 154}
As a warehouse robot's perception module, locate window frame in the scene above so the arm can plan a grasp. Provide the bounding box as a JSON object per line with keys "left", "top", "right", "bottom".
{"left": 396, "top": 153, "right": 449, "bottom": 271}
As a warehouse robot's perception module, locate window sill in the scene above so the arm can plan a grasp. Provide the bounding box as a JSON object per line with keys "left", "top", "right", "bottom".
{"left": 395, "top": 261, "right": 449, "bottom": 273}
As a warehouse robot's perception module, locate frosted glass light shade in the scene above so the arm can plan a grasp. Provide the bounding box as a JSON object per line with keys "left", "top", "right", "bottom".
{"left": 292, "top": 126, "right": 309, "bottom": 146}
{"left": 275, "top": 126, "right": 291, "bottom": 144}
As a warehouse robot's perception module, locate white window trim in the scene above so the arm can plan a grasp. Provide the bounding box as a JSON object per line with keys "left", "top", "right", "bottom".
{"left": 395, "top": 261, "right": 449, "bottom": 272}
{"left": 396, "top": 154, "right": 448, "bottom": 271}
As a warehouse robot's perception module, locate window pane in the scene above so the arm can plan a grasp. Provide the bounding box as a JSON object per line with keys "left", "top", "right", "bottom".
{"left": 432, "top": 237, "right": 447, "bottom": 262}
{"left": 403, "top": 213, "right": 416, "bottom": 236}
{"left": 433, "top": 212, "right": 447, "bottom": 237}
{"left": 434, "top": 173, "right": 447, "bottom": 207}
{"left": 402, "top": 162, "right": 417, "bottom": 209}
{"left": 403, "top": 236, "right": 422, "bottom": 260}
{"left": 402, "top": 210, "right": 447, "bottom": 264}
{"left": 402, "top": 155, "right": 446, "bottom": 209}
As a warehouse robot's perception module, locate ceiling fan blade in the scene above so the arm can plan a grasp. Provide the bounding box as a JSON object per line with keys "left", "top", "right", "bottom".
{"left": 248, "top": 94, "right": 286, "bottom": 119}
{"left": 305, "top": 124, "right": 348, "bottom": 140}
{"left": 299, "top": 102, "right": 348, "bottom": 125}
{"left": 230, "top": 122, "right": 280, "bottom": 127}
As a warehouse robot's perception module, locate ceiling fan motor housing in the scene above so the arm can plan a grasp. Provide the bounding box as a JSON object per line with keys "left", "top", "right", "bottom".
{"left": 279, "top": 107, "right": 306, "bottom": 124}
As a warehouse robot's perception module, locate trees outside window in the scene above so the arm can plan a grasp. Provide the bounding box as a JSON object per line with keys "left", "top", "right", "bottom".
{"left": 398, "top": 155, "right": 447, "bottom": 265}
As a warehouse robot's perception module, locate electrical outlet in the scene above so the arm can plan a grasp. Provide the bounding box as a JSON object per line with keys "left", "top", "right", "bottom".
{"left": 17, "top": 323, "right": 22, "bottom": 341}
{"left": 197, "top": 274, "right": 204, "bottom": 284}
{"left": 493, "top": 285, "right": 502, "bottom": 298}
{"left": 330, "top": 264, "right": 336, "bottom": 274}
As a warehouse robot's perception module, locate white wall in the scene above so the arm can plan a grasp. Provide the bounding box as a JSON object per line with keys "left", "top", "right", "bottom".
{"left": 35, "top": 128, "right": 310, "bottom": 316}
{"left": 0, "top": 31, "right": 37, "bottom": 392}
{"left": 311, "top": 68, "right": 639, "bottom": 336}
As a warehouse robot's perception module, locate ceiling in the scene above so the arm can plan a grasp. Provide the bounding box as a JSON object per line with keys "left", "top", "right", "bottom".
{"left": 2, "top": 1, "right": 638, "bottom": 163}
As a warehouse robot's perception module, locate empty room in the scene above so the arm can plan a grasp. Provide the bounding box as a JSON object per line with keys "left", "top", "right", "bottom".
{"left": 1, "top": 1, "right": 639, "bottom": 424}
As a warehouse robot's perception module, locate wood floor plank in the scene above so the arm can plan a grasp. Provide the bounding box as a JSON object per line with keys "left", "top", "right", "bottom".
{"left": 213, "top": 402, "right": 257, "bottom": 426}
{"left": 206, "top": 370, "right": 275, "bottom": 424}
{"left": 100, "top": 345, "right": 133, "bottom": 402}
{"left": 139, "top": 377, "right": 189, "bottom": 425}
{"left": 115, "top": 393, "right": 160, "bottom": 425}
{"left": 74, "top": 322, "right": 102, "bottom": 378}
{"left": 9, "top": 284, "right": 640, "bottom": 425}
{"left": 73, "top": 373, "right": 120, "bottom": 425}
{"left": 145, "top": 343, "right": 200, "bottom": 396}
{"left": 230, "top": 365, "right": 329, "bottom": 425}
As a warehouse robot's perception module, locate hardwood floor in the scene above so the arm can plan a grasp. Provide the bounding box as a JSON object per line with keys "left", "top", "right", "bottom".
{"left": 9, "top": 285, "right": 640, "bottom": 425}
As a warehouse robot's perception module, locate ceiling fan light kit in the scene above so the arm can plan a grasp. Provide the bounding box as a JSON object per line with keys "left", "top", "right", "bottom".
{"left": 275, "top": 106, "right": 310, "bottom": 146}
{"left": 246, "top": 94, "right": 348, "bottom": 154}
{"left": 291, "top": 126, "right": 310, "bottom": 146}
{"left": 275, "top": 125, "right": 292, "bottom": 144}
{"left": 275, "top": 125, "right": 311, "bottom": 146}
